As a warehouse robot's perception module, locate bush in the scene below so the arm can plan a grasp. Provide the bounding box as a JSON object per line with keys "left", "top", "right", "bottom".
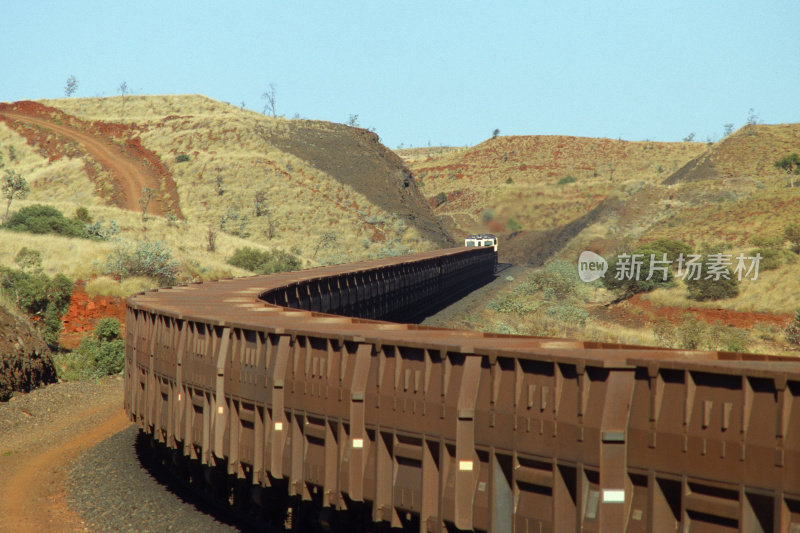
{"left": 523, "top": 260, "right": 587, "bottom": 301}
{"left": 434, "top": 192, "right": 447, "bottom": 206}
{"left": 544, "top": 304, "right": 588, "bottom": 326}
{"left": 94, "top": 316, "right": 121, "bottom": 342}
{"left": 677, "top": 318, "right": 706, "bottom": 349}
{"left": 104, "top": 240, "right": 180, "bottom": 286}
{"left": 685, "top": 265, "right": 739, "bottom": 301}
{"left": 0, "top": 267, "right": 72, "bottom": 349}
{"left": 507, "top": 218, "right": 522, "bottom": 232}
{"left": 785, "top": 223, "right": 800, "bottom": 253}
{"left": 227, "top": 246, "right": 301, "bottom": 274}
{"left": 557, "top": 175, "right": 577, "bottom": 186}
{"left": 0, "top": 268, "right": 72, "bottom": 316}
{"left": 751, "top": 247, "right": 783, "bottom": 270}
{"left": 3, "top": 204, "right": 88, "bottom": 238}
{"left": 602, "top": 240, "right": 692, "bottom": 298}
{"left": 652, "top": 318, "right": 677, "bottom": 348}
{"left": 487, "top": 294, "right": 539, "bottom": 315}
{"left": 175, "top": 153, "right": 190, "bottom": 163}
{"left": 14, "top": 247, "right": 42, "bottom": 272}
{"left": 786, "top": 309, "right": 800, "bottom": 346}
{"left": 60, "top": 318, "right": 125, "bottom": 379}
{"left": 74, "top": 206, "right": 92, "bottom": 224}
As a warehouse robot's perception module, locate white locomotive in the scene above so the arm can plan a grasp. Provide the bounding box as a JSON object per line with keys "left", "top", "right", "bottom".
{"left": 464, "top": 233, "right": 498, "bottom": 252}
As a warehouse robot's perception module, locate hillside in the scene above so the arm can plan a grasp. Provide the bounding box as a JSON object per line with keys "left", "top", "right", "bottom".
{"left": 0, "top": 94, "right": 798, "bottom": 362}
{"left": 401, "top": 135, "right": 705, "bottom": 249}
{"left": 0, "top": 95, "right": 450, "bottom": 283}
{"left": 402, "top": 125, "right": 800, "bottom": 355}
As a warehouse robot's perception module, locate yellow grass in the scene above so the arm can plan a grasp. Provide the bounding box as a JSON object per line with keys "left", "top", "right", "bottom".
{"left": 36, "top": 95, "right": 439, "bottom": 262}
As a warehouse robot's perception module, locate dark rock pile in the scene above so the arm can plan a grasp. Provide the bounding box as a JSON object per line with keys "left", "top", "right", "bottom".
{"left": 0, "top": 306, "right": 57, "bottom": 401}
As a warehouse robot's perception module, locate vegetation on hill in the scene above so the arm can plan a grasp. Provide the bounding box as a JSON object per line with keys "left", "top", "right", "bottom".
{"left": 1, "top": 94, "right": 799, "bottom": 358}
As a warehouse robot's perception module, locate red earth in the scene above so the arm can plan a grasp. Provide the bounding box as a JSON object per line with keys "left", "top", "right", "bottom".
{"left": 59, "top": 281, "right": 127, "bottom": 350}
{"left": 596, "top": 292, "right": 794, "bottom": 330}
{"left": 0, "top": 101, "right": 182, "bottom": 218}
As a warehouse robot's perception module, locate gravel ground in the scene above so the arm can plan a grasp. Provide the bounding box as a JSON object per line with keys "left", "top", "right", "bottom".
{"left": 0, "top": 377, "right": 123, "bottom": 453}
{"left": 421, "top": 264, "right": 524, "bottom": 328}
{"left": 68, "top": 426, "right": 246, "bottom": 533}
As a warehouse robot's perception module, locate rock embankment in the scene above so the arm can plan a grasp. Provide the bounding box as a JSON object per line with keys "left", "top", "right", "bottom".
{"left": 0, "top": 307, "right": 56, "bottom": 401}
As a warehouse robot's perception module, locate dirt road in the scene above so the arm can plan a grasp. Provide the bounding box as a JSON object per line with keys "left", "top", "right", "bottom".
{"left": 0, "top": 378, "right": 131, "bottom": 532}
{"left": 0, "top": 110, "right": 167, "bottom": 215}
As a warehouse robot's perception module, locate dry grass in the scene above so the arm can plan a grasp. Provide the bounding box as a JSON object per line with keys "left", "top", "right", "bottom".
{"left": 34, "top": 95, "right": 438, "bottom": 263}
{"left": 643, "top": 262, "right": 800, "bottom": 315}
{"left": 0, "top": 198, "right": 271, "bottom": 284}
{"left": 85, "top": 276, "right": 155, "bottom": 299}
{"left": 408, "top": 135, "right": 705, "bottom": 233}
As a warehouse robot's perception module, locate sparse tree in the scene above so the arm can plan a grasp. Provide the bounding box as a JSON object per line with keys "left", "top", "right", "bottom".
{"left": 775, "top": 153, "right": 800, "bottom": 188}
{"left": 607, "top": 161, "right": 616, "bottom": 180}
{"left": 746, "top": 108, "right": 760, "bottom": 136}
{"left": 138, "top": 186, "right": 155, "bottom": 221}
{"left": 14, "top": 247, "right": 42, "bottom": 272}
{"left": 214, "top": 167, "right": 225, "bottom": 196}
{"left": 262, "top": 83, "right": 277, "bottom": 117}
{"left": 206, "top": 226, "right": 217, "bottom": 252}
{"left": 2, "top": 169, "right": 30, "bottom": 221}
{"left": 492, "top": 128, "right": 500, "bottom": 139}
{"left": 253, "top": 189, "right": 275, "bottom": 239}
{"left": 723, "top": 123, "right": 734, "bottom": 137}
{"left": 347, "top": 114, "right": 359, "bottom": 127}
{"left": 64, "top": 75, "right": 78, "bottom": 97}
{"left": 683, "top": 132, "right": 696, "bottom": 142}
{"left": 118, "top": 81, "right": 128, "bottom": 115}
{"left": 313, "top": 231, "right": 337, "bottom": 259}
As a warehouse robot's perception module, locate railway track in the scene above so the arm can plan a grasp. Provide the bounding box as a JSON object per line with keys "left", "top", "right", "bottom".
{"left": 125, "top": 247, "right": 800, "bottom": 532}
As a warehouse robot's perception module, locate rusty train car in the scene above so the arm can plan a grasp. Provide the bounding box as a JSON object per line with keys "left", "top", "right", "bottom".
{"left": 125, "top": 247, "right": 800, "bottom": 532}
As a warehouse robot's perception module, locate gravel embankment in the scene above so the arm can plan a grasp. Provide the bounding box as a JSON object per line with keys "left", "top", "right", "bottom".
{"left": 0, "top": 377, "right": 122, "bottom": 453}
{"left": 0, "top": 377, "right": 270, "bottom": 532}
{"left": 68, "top": 426, "right": 245, "bottom": 533}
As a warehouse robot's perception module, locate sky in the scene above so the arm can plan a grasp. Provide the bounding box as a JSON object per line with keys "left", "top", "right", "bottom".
{"left": 2, "top": 1, "right": 799, "bottom": 149}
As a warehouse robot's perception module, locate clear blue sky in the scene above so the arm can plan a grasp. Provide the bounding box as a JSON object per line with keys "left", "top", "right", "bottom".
{"left": 2, "top": 1, "right": 798, "bottom": 149}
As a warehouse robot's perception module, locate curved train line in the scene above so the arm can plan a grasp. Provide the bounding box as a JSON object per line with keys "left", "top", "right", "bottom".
{"left": 125, "top": 247, "right": 800, "bottom": 532}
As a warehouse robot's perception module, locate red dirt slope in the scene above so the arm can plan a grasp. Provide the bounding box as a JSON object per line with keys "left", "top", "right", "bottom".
{"left": 0, "top": 101, "right": 182, "bottom": 217}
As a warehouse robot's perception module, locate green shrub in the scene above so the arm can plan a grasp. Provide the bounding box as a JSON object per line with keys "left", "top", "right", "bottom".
{"left": 175, "top": 153, "right": 190, "bottom": 163}
{"left": 0, "top": 267, "right": 72, "bottom": 349}
{"left": 14, "top": 247, "right": 42, "bottom": 272}
{"left": 227, "top": 246, "right": 301, "bottom": 274}
{"left": 685, "top": 265, "right": 739, "bottom": 301}
{"left": 522, "top": 260, "right": 587, "bottom": 301}
{"left": 602, "top": 240, "right": 692, "bottom": 298}
{"left": 557, "top": 175, "right": 577, "bottom": 186}
{"left": 785, "top": 223, "right": 800, "bottom": 253}
{"left": 74, "top": 206, "right": 92, "bottom": 224}
{"left": 42, "top": 301, "right": 62, "bottom": 349}
{"left": 544, "top": 304, "right": 588, "bottom": 326}
{"left": 434, "top": 192, "right": 447, "bottom": 206}
{"left": 652, "top": 318, "right": 677, "bottom": 348}
{"left": 507, "top": 218, "right": 522, "bottom": 232}
{"left": 677, "top": 318, "right": 706, "bottom": 349}
{"left": 94, "top": 317, "right": 121, "bottom": 342}
{"left": 104, "top": 240, "right": 180, "bottom": 286}
{"left": 487, "top": 294, "right": 539, "bottom": 315}
{"left": 751, "top": 247, "right": 782, "bottom": 270}
{"left": 2, "top": 204, "right": 88, "bottom": 238}
{"left": 59, "top": 319, "right": 125, "bottom": 379}
{"left": 786, "top": 309, "right": 800, "bottom": 346}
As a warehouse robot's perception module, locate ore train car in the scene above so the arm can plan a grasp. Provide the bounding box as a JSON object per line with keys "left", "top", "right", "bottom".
{"left": 125, "top": 246, "right": 800, "bottom": 532}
